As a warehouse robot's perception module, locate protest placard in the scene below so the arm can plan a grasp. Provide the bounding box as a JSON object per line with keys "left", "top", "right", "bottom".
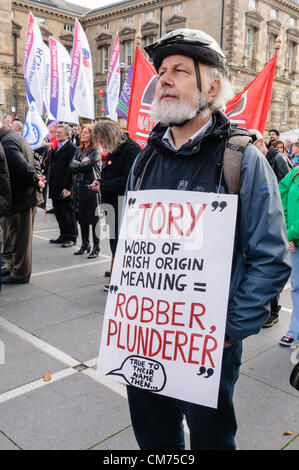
{"left": 97, "top": 190, "right": 237, "bottom": 408}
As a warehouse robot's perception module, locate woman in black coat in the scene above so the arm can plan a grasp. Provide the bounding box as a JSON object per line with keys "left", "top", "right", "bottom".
{"left": 91, "top": 121, "right": 141, "bottom": 289}
{"left": 70, "top": 124, "right": 101, "bottom": 258}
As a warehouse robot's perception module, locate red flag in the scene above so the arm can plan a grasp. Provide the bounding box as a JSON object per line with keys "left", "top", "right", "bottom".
{"left": 225, "top": 55, "right": 277, "bottom": 134}
{"left": 127, "top": 47, "right": 158, "bottom": 149}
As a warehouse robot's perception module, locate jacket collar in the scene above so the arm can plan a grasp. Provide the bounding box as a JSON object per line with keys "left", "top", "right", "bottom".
{"left": 148, "top": 111, "right": 231, "bottom": 157}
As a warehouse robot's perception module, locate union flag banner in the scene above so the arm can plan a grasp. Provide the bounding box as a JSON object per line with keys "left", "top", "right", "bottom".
{"left": 69, "top": 19, "right": 94, "bottom": 120}
{"left": 225, "top": 55, "right": 277, "bottom": 134}
{"left": 127, "top": 50, "right": 277, "bottom": 147}
{"left": 127, "top": 47, "right": 158, "bottom": 149}
{"left": 24, "top": 12, "right": 45, "bottom": 114}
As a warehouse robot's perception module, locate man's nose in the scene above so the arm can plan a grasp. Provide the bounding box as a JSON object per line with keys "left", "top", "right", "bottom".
{"left": 160, "top": 71, "right": 174, "bottom": 87}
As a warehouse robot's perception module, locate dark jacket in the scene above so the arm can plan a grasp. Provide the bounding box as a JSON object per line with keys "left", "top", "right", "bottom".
{"left": 0, "top": 126, "right": 43, "bottom": 214}
{"left": 48, "top": 140, "right": 77, "bottom": 199}
{"left": 126, "top": 111, "right": 291, "bottom": 345}
{"left": 0, "top": 142, "right": 11, "bottom": 217}
{"left": 101, "top": 136, "right": 141, "bottom": 209}
{"left": 266, "top": 146, "right": 290, "bottom": 182}
{"left": 70, "top": 146, "right": 102, "bottom": 225}
{"left": 71, "top": 134, "right": 80, "bottom": 147}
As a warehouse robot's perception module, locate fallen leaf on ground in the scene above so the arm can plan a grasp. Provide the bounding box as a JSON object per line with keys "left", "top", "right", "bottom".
{"left": 43, "top": 372, "right": 52, "bottom": 382}
{"left": 283, "top": 430, "right": 293, "bottom": 436}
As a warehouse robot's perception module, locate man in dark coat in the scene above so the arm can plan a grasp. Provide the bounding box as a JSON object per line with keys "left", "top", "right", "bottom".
{"left": 266, "top": 128, "right": 280, "bottom": 149}
{"left": 0, "top": 142, "right": 11, "bottom": 283}
{"left": 0, "top": 142, "right": 11, "bottom": 219}
{"left": 0, "top": 126, "right": 44, "bottom": 284}
{"left": 250, "top": 128, "right": 290, "bottom": 327}
{"left": 48, "top": 123, "right": 78, "bottom": 247}
{"left": 71, "top": 124, "right": 80, "bottom": 147}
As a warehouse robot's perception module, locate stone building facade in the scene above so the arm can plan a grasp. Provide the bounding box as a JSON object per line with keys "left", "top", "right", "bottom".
{"left": 0, "top": 0, "right": 298, "bottom": 134}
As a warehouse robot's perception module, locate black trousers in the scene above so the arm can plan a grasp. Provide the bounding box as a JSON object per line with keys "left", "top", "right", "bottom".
{"left": 80, "top": 222, "right": 99, "bottom": 247}
{"left": 52, "top": 198, "right": 77, "bottom": 242}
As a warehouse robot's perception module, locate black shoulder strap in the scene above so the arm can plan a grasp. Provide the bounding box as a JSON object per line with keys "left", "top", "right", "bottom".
{"left": 132, "top": 144, "right": 156, "bottom": 190}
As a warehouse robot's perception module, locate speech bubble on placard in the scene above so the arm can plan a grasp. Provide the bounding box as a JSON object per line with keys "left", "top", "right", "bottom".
{"left": 107, "top": 355, "right": 167, "bottom": 392}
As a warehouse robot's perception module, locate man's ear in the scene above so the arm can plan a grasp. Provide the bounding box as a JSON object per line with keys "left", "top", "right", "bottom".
{"left": 206, "top": 77, "right": 221, "bottom": 104}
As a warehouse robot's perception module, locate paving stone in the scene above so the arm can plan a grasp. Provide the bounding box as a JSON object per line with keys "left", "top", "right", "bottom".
{"left": 34, "top": 313, "right": 104, "bottom": 363}
{"left": 235, "top": 374, "right": 299, "bottom": 450}
{"left": 0, "top": 329, "right": 64, "bottom": 394}
{"left": 0, "top": 294, "right": 95, "bottom": 332}
{"left": 0, "top": 372, "right": 132, "bottom": 450}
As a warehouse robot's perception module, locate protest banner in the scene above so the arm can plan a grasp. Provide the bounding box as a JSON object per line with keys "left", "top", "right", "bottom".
{"left": 43, "top": 44, "right": 55, "bottom": 120}
{"left": 69, "top": 19, "right": 94, "bottom": 120}
{"left": 126, "top": 48, "right": 277, "bottom": 147}
{"left": 225, "top": 55, "right": 277, "bottom": 134}
{"left": 97, "top": 190, "right": 237, "bottom": 408}
{"left": 23, "top": 101, "right": 49, "bottom": 149}
{"left": 106, "top": 33, "right": 120, "bottom": 122}
{"left": 24, "top": 12, "right": 45, "bottom": 113}
{"left": 49, "top": 36, "right": 78, "bottom": 123}
{"left": 116, "top": 64, "right": 133, "bottom": 120}
{"left": 126, "top": 47, "right": 158, "bottom": 149}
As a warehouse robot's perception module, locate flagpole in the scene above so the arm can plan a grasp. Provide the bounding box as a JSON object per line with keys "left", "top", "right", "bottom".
{"left": 274, "top": 38, "right": 281, "bottom": 56}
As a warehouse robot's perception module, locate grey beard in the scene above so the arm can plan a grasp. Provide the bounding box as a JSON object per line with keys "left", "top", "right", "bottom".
{"left": 151, "top": 90, "right": 206, "bottom": 126}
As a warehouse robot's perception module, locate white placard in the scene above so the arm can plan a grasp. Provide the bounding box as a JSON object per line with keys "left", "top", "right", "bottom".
{"left": 97, "top": 190, "right": 238, "bottom": 408}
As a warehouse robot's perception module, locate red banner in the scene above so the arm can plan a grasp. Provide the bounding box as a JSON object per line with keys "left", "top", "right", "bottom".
{"left": 127, "top": 47, "right": 158, "bottom": 149}
{"left": 225, "top": 55, "right": 277, "bottom": 134}
{"left": 127, "top": 50, "right": 277, "bottom": 146}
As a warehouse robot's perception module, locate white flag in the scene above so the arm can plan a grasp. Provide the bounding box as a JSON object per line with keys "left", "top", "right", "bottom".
{"left": 69, "top": 19, "right": 94, "bottom": 120}
{"left": 49, "top": 36, "right": 78, "bottom": 123}
{"left": 23, "top": 102, "right": 49, "bottom": 149}
{"left": 24, "top": 12, "right": 45, "bottom": 113}
{"left": 43, "top": 44, "right": 55, "bottom": 120}
{"left": 106, "top": 33, "right": 120, "bottom": 122}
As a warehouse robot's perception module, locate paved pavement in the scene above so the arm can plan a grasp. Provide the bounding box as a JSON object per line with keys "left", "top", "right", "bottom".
{"left": 0, "top": 207, "right": 298, "bottom": 451}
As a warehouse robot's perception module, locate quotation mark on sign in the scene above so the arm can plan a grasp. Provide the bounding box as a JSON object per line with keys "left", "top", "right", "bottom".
{"left": 197, "top": 366, "right": 214, "bottom": 378}
{"left": 128, "top": 198, "right": 136, "bottom": 209}
{"left": 211, "top": 201, "right": 227, "bottom": 212}
{"left": 109, "top": 285, "right": 119, "bottom": 294}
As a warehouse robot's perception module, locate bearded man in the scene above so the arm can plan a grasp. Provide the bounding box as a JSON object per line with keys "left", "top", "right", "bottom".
{"left": 122, "top": 29, "right": 291, "bottom": 450}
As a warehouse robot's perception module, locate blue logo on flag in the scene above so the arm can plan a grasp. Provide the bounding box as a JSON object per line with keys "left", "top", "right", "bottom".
{"left": 82, "top": 48, "right": 90, "bottom": 68}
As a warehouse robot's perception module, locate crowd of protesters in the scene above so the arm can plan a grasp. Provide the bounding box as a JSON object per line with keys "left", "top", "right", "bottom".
{"left": 0, "top": 115, "right": 298, "bottom": 349}
{"left": 0, "top": 116, "right": 140, "bottom": 293}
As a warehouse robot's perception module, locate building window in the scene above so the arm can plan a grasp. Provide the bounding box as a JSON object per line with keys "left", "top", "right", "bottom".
{"left": 145, "top": 11, "right": 154, "bottom": 20}
{"left": 64, "top": 24, "right": 73, "bottom": 33}
{"left": 268, "top": 34, "right": 277, "bottom": 60}
{"left": 125, "top": 41, "right": 133, "bottom": 68}
{"left": 287, "top": 42, "right": 296, "bottom": 71}
{"left": 290, "top": 17, "right": 297, "bottom": 26}
{"left": 246, "top": 26, "right": 255, "bottom": 60}
{"left": 282, "top": 97, "right": 289, "bottom": 123}
{"left": 145, "top": 36, "right": 155, "bottom": 46}
{"left": 248, "top": 0, "right": 257, "bottom": 8}
{"left": 172, "top": 4, "right": 183, "bottom": 14}
{"left": 124, "top": 17, "right": 133, "bottom": 25}
{"left": 100, "top": 23, "right": 109, "bottom": 31}
{"left": 102, "top": 46, "right": 109, "bottom": 73}
{"left": 0, "top": 82, "right": 4, "bottom": 105}
{"left": 270, "top": 8, "right": 278, "bottom": 18}
{"left": 35, "top": 17, "right": 46, "bottom": 26}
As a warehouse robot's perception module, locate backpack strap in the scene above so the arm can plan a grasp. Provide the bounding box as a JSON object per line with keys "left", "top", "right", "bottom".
{"left": 223, "top": 132, "right": 252, "bottom": 194}
{"left": 131, "top": 128, "right": 252, "bottom": 194}
{"left": 132, "top": 144, "right": 156, "bottom": 190}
